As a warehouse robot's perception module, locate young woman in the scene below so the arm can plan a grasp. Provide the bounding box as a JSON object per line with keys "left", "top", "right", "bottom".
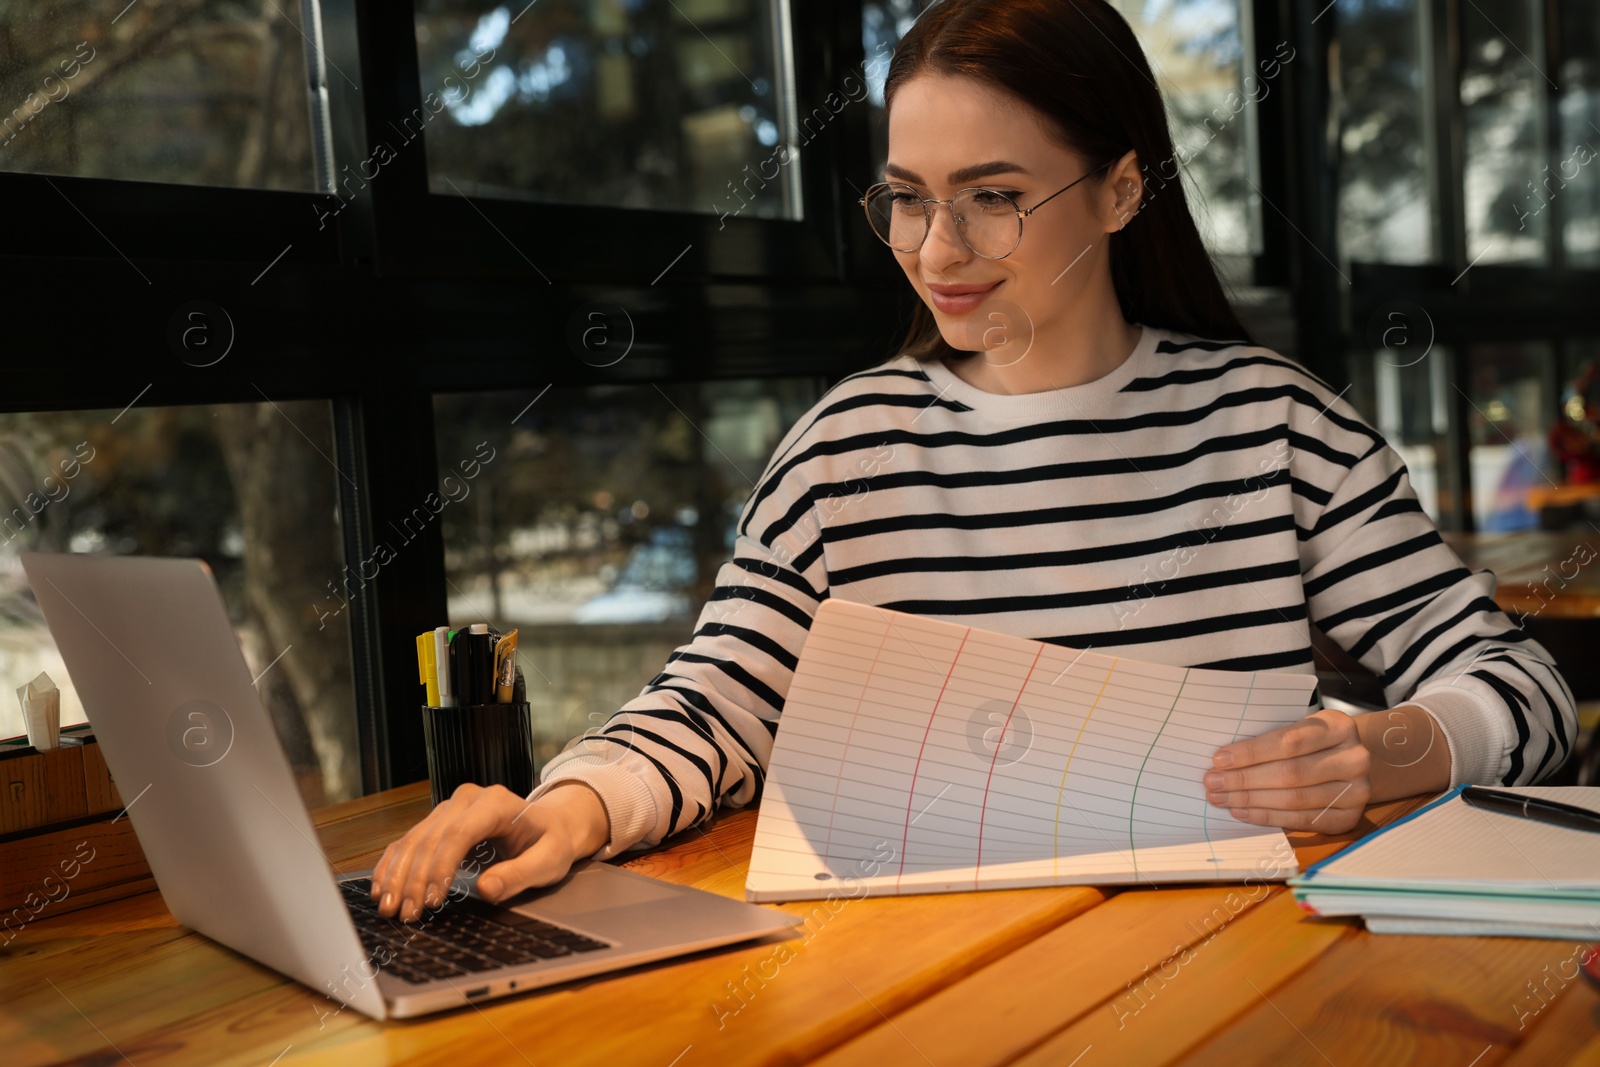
{"left": 369, "top": 0, "right": 1575, "bottom": 922}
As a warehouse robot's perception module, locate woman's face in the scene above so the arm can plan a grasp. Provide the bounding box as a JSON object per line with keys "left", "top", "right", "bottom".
{"left": 883, "top": 72, "right": 1136, "bottom": 359}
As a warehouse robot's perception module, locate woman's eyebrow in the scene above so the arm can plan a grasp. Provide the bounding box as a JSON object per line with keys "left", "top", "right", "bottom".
{"left": 883, "top": 160, "right": 1034, "bottom": 185}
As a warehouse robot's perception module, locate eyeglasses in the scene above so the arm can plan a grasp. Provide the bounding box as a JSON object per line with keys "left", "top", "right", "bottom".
{"left": 858, "top": 159, "right": 1115, "bottom": 260}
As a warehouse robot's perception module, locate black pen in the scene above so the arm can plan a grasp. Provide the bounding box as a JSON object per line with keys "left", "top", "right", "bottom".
{"left": 459, "top": 622, "right": 494, "bottom": 705}
{"left": 1461, "top": 785, "right": 1600, "bottom": 835}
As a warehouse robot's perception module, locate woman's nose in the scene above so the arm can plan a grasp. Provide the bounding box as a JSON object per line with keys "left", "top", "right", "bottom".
{"left": 920, "top": 200, "right": 973, "bottom": 272}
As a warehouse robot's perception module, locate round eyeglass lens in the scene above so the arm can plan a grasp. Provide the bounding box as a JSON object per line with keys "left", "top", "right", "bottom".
{"left": 864, "top": 185, "right": 1022, "bottom": 258}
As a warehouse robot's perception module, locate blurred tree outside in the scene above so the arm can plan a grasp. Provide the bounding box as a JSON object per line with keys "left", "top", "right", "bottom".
{"left": 1461, "top": 0, "right": 1548, "bottom": 264}
{"left": 1113, "top": 0, "right": 1258, "bottom": 258}
{"left": 215, "top": 403, "right": 358, "bottom": 805}
{"left": 0, "top": 403, "right": 359, "bottom": 809}
{"left": 414, "top": 0, "right": 797, "bottom": 218}
{"left": 432, "top": 379, "right": 819, "bottom": 773}
{"left": 0, "top": 0, "right": 316, "bottom": 190}
{"left": 1335, "top": 0, "right": 1432, "bottom": 263}
{"left": 1, "top": 4, "right": 359, "bottom": 808}
{"left": 434, "top": 383, "right": 773, "bottom": 624}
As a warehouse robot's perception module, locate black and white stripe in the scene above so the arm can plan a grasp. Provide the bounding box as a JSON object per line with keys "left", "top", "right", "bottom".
{"left": 532, "top": 326, "right": 1578, "bottom": 853}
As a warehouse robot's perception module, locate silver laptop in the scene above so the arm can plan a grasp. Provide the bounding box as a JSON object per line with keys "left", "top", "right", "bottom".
{"left": 21, "top": 551, "right": 801, "bottom": 1020}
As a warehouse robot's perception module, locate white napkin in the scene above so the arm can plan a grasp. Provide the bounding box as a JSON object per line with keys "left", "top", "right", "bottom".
{"left": 18, "top": 671, "right": 60, "bottom": 751}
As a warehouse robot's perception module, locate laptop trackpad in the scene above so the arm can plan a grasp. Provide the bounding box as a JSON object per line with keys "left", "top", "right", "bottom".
{"left": 502, "top": 864, "right": 684, "bottom": 925}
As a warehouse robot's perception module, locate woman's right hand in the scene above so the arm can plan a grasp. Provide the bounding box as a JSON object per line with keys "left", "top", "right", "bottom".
{"left": 368, "top": 780, "right": 611, "bottom": 922}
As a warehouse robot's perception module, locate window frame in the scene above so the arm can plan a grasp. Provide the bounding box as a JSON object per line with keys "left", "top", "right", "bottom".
{"left": 4, "top": 0, "right": 1303, "bottom": 793}
{"left": 1329, "top": 0, "right": 1600, "bottom": 531}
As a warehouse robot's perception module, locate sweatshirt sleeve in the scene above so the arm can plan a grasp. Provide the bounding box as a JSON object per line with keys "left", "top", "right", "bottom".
{"left": 1295, "top": 405, "right": 1578, "bottom": 788}
{"left": 525, "top": 428, "right": 831, "bottom": 859}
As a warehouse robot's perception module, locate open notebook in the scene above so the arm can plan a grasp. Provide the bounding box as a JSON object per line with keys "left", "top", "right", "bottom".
{"left": 745, "top": 599, "right": 1319, "bottom": 902}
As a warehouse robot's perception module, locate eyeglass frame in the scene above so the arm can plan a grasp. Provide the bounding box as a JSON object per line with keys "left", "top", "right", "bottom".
{"left": 857, "top": 158, "right": 1117, "bottom": 260}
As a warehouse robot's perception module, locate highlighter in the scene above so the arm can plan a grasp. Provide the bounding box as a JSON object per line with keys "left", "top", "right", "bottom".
{"left": 494, "top": 629, "right": 518, "bottom": 703}
{"left": 415, "top": 632, "right": 440, "bottom": 706}
{"left": 434, "top": 626, "right": 456, "bottom": 707}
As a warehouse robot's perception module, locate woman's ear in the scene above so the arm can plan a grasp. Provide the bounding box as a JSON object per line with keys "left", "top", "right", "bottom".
{"left": 1104, "top": 149, "right": 1143, "bottom": 232}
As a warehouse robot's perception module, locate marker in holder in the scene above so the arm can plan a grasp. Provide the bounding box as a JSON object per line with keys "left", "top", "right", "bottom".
{"left": 419, "top": 701, "right": 536, "bottom": 808}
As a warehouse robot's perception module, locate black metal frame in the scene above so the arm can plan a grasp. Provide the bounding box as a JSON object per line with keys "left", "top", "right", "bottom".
{"left": 1311, "top": 0, "right": 1600, "bottom": 531}
{"left": 2, "top": 0, "right": 1330, "bottom": 793}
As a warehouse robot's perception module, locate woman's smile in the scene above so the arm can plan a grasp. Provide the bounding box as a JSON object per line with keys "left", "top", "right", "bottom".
{"left": 927, "top": 279, "right": 1003, "bottom": 314}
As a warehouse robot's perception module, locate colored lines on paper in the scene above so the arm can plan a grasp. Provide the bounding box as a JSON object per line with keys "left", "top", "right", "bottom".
{"left": 1052, "top": 657, "right": 1119, "bottom": 881}
{"left": 745, "top": 599, "right": 1315, "bottom": 899}
{"left": 895, "top": 627, "right": 972, "bottom": 893}
{"left": 1126, "top": 668, "right": 1188, "bottom": 883}
{"left": 972, "top": 643, "right": 1047, "bottom": 889}
{"left": 819, "top": 620, "right": 894, "bottom": 867}
{"left": 1201, "top": 674, "right": 1258, "bottom": 868}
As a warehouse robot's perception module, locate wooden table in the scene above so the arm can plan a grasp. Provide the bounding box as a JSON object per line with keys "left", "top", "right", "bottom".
{"left": 4, "top": 781, "right": 1596, "bottom": 1066}
{"left": 1442, "top": 529, "right": 1600, "bottom": 619}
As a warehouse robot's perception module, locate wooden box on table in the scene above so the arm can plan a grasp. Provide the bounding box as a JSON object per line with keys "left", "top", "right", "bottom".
{"left": 0, "top": 726, "right": 153, "bottom": 936}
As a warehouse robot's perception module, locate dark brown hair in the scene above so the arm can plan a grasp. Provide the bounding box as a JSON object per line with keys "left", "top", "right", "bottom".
{"left": 882, "top": 0, "right": 1255, "bottom": 361}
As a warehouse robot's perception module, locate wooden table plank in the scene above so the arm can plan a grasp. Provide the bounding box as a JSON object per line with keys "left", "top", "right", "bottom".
{"left": 0, "top": 783, "right": 443, "bottom": 1066}
{"left": 812, "top": 883, "right": 1304, "bottom": 1067}
{"left": 1172, "top": 929, "right": 1599, "bottom": 1066}
{"left": 0, "top": 782, "right": 762, "bottom": 1067}
{"left": 0, "top": 787, "right": 447, "bottom": 1066}
{"left": 811, "top": 796, "right": 1437, "bottom": 1066}
{"left": 0, "top": 906, "right": 308, "bottom": 1065}
{"left": 1007, "top": 889, "right": 1356, "bottom": 1066}
{"left": 0, "top": 785, "right": 1096, "bottom": 1067}
{"left": 277, "top": 872, "right": 1102, "bottom": 1065}
{"left": 6, "top": 781, "right": 1587, "bottom": 1067}
{"left": 1498, "top": 968, "right": 1600, "bottom": 1066}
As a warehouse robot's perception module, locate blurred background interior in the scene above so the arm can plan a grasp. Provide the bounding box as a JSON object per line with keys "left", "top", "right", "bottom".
{"left": 2, "top": 0, "right": 1598, "bottom": 804}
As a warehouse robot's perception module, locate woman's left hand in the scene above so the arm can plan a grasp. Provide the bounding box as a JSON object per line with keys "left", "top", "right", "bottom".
{"left": 1205, "top": 708, "right": 1372, "bottom": 833}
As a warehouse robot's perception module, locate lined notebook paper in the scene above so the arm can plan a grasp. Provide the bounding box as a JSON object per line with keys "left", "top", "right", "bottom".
{"left": 745, "top": 599, "right": 1318, "bottom": 902}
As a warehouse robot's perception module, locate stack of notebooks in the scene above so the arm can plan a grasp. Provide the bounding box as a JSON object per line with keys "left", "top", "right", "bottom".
{"left": 1288, "top": 784, "right": 1600, "bottom": 939}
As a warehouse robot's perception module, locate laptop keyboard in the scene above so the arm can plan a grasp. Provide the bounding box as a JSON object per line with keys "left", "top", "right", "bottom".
{"left": 339, "top": 877, "right": 610, "bottom": 985}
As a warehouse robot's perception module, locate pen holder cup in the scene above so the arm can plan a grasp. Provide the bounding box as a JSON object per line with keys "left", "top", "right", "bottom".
{"left": 419, "top": 702, "right": 536, "bottom": 809}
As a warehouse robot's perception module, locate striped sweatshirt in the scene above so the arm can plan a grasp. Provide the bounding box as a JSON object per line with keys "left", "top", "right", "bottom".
{"left": 528, "top": 324, "right": 1578, "bottom": 858}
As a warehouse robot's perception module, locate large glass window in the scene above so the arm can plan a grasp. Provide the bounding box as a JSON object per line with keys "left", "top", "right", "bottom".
{"left": 1336, "top": 0, "right": 1434, "bottom": 264}
{"left": 414, "top": 0, "right": 801, "bottom": 219}
{"left": 1466, "top": 341, "right": 1559, "bottom": 530}
{"left": 1461, "top": 0, "right": 1549, "bottom": 265}
{"left": 1341, "top": 3, "right": 1600, "bottom": 530}
{"left": 1368, "top": 343, "right": 1452, "bottom": 522}
{"left": 1362, "top": 336, "right": 1600, "bottom": 534}
{"left": 432, "top": 377, "right": 824, "bottom": 770}
{"left": 863, "top": 0, "right": 934, "bottom": 187}
{"left": 0, "top": 1, "right": 328, "bottom": 190}
{"left": 0, "top": 401, "right": 358, "bottom": 809}
{"left": 1544, "top": 336, "right": 1600, "bottom": 527}
{"left": 1110, "top": 0, "right": 1263, "bottom": 262}
{"left": 1559, "top": 0, "right": 1600, "bottom": 266}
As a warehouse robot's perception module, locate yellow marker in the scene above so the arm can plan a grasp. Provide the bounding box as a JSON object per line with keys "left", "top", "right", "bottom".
{"left": 416, "top": 632, "right": 441, "bottom": 706}
{"left": 494, "top": 629, "right": 518, "bottom": 703}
